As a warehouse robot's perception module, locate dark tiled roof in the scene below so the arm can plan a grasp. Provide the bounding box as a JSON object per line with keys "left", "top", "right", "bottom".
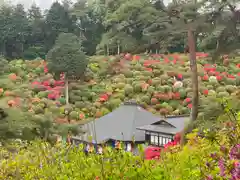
{"left": 74, "top": 103, "right": 161, "bottom": 143}
{"left": 137, "top": 116, "right": 189, "bottom": 134}
{"left": 136, "top": 125, "right": 178, "bottom": 135}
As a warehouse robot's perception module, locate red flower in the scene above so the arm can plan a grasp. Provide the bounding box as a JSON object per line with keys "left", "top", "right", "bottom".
{"left": 196, "top": 52, "right": 208, "bottom": 58}
{"left": 31, "top": 81, "right": 41, "bottom": 85}
{"left": 204, "top": 64, "right": 211, "bottom": 67}
{"left": 48, "top": 93, "right": 56, "bottom": 100}
{"left": 174, "top": 133, "right": 181, "bottom": 142}
{"left": 185, "top": 98, "right": 191, "bottom": 103}
{"left": 216, "top": 75, "right": 223, "bottom": 81}
{"left": 203, "top": 89, "right": 208, "bottom": 95}
{"left": 237, "top": 72, "right": 240, "bottom": 76}
{"left": 177, "top": 74, "right": 183, "bottom": 79}
{"left": 173, "top": 92, "right": 181, "bottom": 99}
{"left": 79, "top": 113, "right": 85, "bottom": 120}
{"left": 133, "top": 55, "right": 140, "bottom": 61}
{"left": 164, "top": 58, "right": 169, "bottom": 63}
{"left": 9, "top": 73, "right": 17, "bottom": 80}
{"left": 43, "top": 81, "right": 50, "bottom": 86}
{"left": 221, "top": 72, "right": 227, "bottom": 76}
{"left": 187, "top": 104, "right": 192, "bottom": 109}
{"left": 208, "top": 70, "right": 216, "bottom": 76}
{"left": 145, "top": 68, "right": 153, "bottom": 72}
{"left": 151, "top": 98, "right": 158, "bottom": 105}
{"left": 124, "top": 53, "right": 132, "bottom": 60}
{"left": 236, "top": 64, "right": 240, "bottom": 68}
{"left": 99, "top": 94, "right": 108, "bottom": 102}
{"left": 227, "top": 74, "right": 235, "bottom": 79}
{"left": 202, "top": 75, "right": 209, "bottom": 81}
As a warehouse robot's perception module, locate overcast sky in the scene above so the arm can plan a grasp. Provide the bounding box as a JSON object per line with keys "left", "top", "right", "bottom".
{"left": 5, "top": 0, "right": 172, "bottom": 10}
{"left": 8, "top": 0, "right": 62, "bottom": 10}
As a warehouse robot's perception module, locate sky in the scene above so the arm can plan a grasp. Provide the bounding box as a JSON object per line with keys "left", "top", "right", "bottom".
{"left": 7, "top": 0, "right": 61, "bottom": 10}
{"left": 5, "top": 0, "right": 239, "bottom": 11}
{"left": 4, "top": 0, "right": 172, "bottom": 10}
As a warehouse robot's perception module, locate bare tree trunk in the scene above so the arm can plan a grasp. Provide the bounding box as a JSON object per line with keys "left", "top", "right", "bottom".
{"left": 65, "top": 76, "right": 69, "bottom": 105}
{"left": 212, "top": 39, "right": 220, "bottom": 63}
{"left": 117, "top": 43, "right": 120, "bottom": 55}
{"left": 181, "top": 28, "right": 199, "bottom": 145}
{"left": 107, "top": 45, "right": 109, "bottom": 56}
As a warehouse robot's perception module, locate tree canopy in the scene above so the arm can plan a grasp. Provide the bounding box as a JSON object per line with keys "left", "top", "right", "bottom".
{"left": 47, "top": 32, "right": 88, "bottom": 79}
{"left": 0, "top": 0, "right": 238, "bottom": 60}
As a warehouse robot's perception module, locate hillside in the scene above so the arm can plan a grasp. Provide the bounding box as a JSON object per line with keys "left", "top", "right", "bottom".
{"left": 0, "top": 53, "right": 240, "bottom": 179}
{"left": 0, "top": 53, "right": 239, "bottom": 124}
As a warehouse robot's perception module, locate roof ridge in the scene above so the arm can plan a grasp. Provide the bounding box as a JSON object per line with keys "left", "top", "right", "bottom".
{"left": 165, "top": 114, "right": 190, "bottom": 118}
{"left": 152, "top": 119, "right": 176, "bottom": 128}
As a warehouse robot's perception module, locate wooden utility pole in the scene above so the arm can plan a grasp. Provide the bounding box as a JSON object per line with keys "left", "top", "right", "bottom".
{"left": 188, "top": 28, "right": 198, "bottom": 122}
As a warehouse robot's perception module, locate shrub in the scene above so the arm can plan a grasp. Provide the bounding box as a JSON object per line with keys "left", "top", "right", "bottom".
{"left": 153, "top": 69, "right": 164, "bottom": 76}
{"left": 162, "top": 85, "right": 171, "bottom": 93}
{"left": 217, "top": 91, "right": 230, "bottom": 98}
{"left": 225, "top": 85, "right": 236, "bottom": 94}
{"left": 151, "top": 98, "right": 158, "bottom": 105}
{"left": 69, "top": 111, "right": 79, "bottom": 120}
{"left": 142, "top": 71, "right": 153, "bottom": 77}
{"left": 122, "top": 70, "right": 133, "bottom": 77}
{"left": 151, "top": 78, "right": 161, "bottom": 86}
{"left": 225, "top": 78, "right": 236, "bottom": 85}
{"left": 108, "top": 99, "right": 122, "bottom": 110}
{"left": 134, "top": 83, "right": 142, "bottom": 93}
{"left": 124, "top": 84, "right": 134, "bottom": 95}
{"left": 216, "top": 86, "right": 226, "bottom": 93}
{"left": 115, "top": 83, "right": 125, "bottom": 89}
{"left": 141, "top": 95, "right": 150, "bottom": 104}
{"left": 37, "top": 91, "right": 49, "bottom": 98}
{"left": 32, "top": 105, "right": 44, "bottom": 114}
{"left": 179, "top": 89, "right": 187, "bottom": 99}
{"left": 49, "top": 106, "right": 60, "bottom": 115}
{"left": 75, "top": 101, "right": 85, "bottom": 109}
{"left": 58, "top": 97, "right": 66, "bottom": 105}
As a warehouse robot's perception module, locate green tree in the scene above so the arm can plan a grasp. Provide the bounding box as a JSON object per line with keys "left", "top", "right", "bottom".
{"left": 199, "top": 0, "right": 240, "bottom": 62}
{"left": 0, "top": 3, "right": 29, "bottom": 59}
{"left": 7, "top": 4, "right": 29, "bottom": 59}
{"left": 44, "top": 2, "right": 76, "bottom": 51}
{"left": 98, "top": 0, "right": 155, "bottom": 54}
{"left": 46, "top": 33, "right": 88, "bottom": 105}
{"left": 24, "top": 3, "right": 46, "bottom": 59}
{"left": 72, "top": 0, "right": 106, "bottom": 55}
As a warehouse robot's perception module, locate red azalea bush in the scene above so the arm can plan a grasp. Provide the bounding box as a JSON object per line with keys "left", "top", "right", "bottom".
{"left": 30, "top": 64, "right": 65, "bottom": 100}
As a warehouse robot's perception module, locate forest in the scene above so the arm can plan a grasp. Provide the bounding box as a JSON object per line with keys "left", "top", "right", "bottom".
{"left": 0, "top": 0, "right": 239, "bottom": 59}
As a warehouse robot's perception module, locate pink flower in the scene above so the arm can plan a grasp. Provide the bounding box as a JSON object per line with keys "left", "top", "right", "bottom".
{"left": 185, "top": 98, "right": 191, "bottom": 103}
{"left": 177, "top": 74, "right": 183, "bottom": 79}
{"left": 42, "top": 81, "right": 50, "bottom": 86}
{"left": 202, "top": 75, "right": 209, "bottom": 81}
{"left": 203, "top": 89, "right": 209, "bottom": 95}
{"left": 145, "top": 68, "right": 153, "bottom": 72}
{"left": 228, "top": 74, "right": 235, "bottom": 79}
{"left": 216, "top": 75, "right": 223, "bottom": 81}
{"left": 31, "top": 81, "right": 41, "bottom": 85}
{"left": 187, "top": 104, "right": 192, "bottom": 108}
{"left": 99, "top": 94, "right": 109, "bottom": 102}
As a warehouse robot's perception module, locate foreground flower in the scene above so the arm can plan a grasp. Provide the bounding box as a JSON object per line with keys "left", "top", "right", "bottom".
{"left": 230, "top": 144, "right": 240, "bottom": 160}
{"left": 218, "top": 158, "right": 226, "bottom": 177}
